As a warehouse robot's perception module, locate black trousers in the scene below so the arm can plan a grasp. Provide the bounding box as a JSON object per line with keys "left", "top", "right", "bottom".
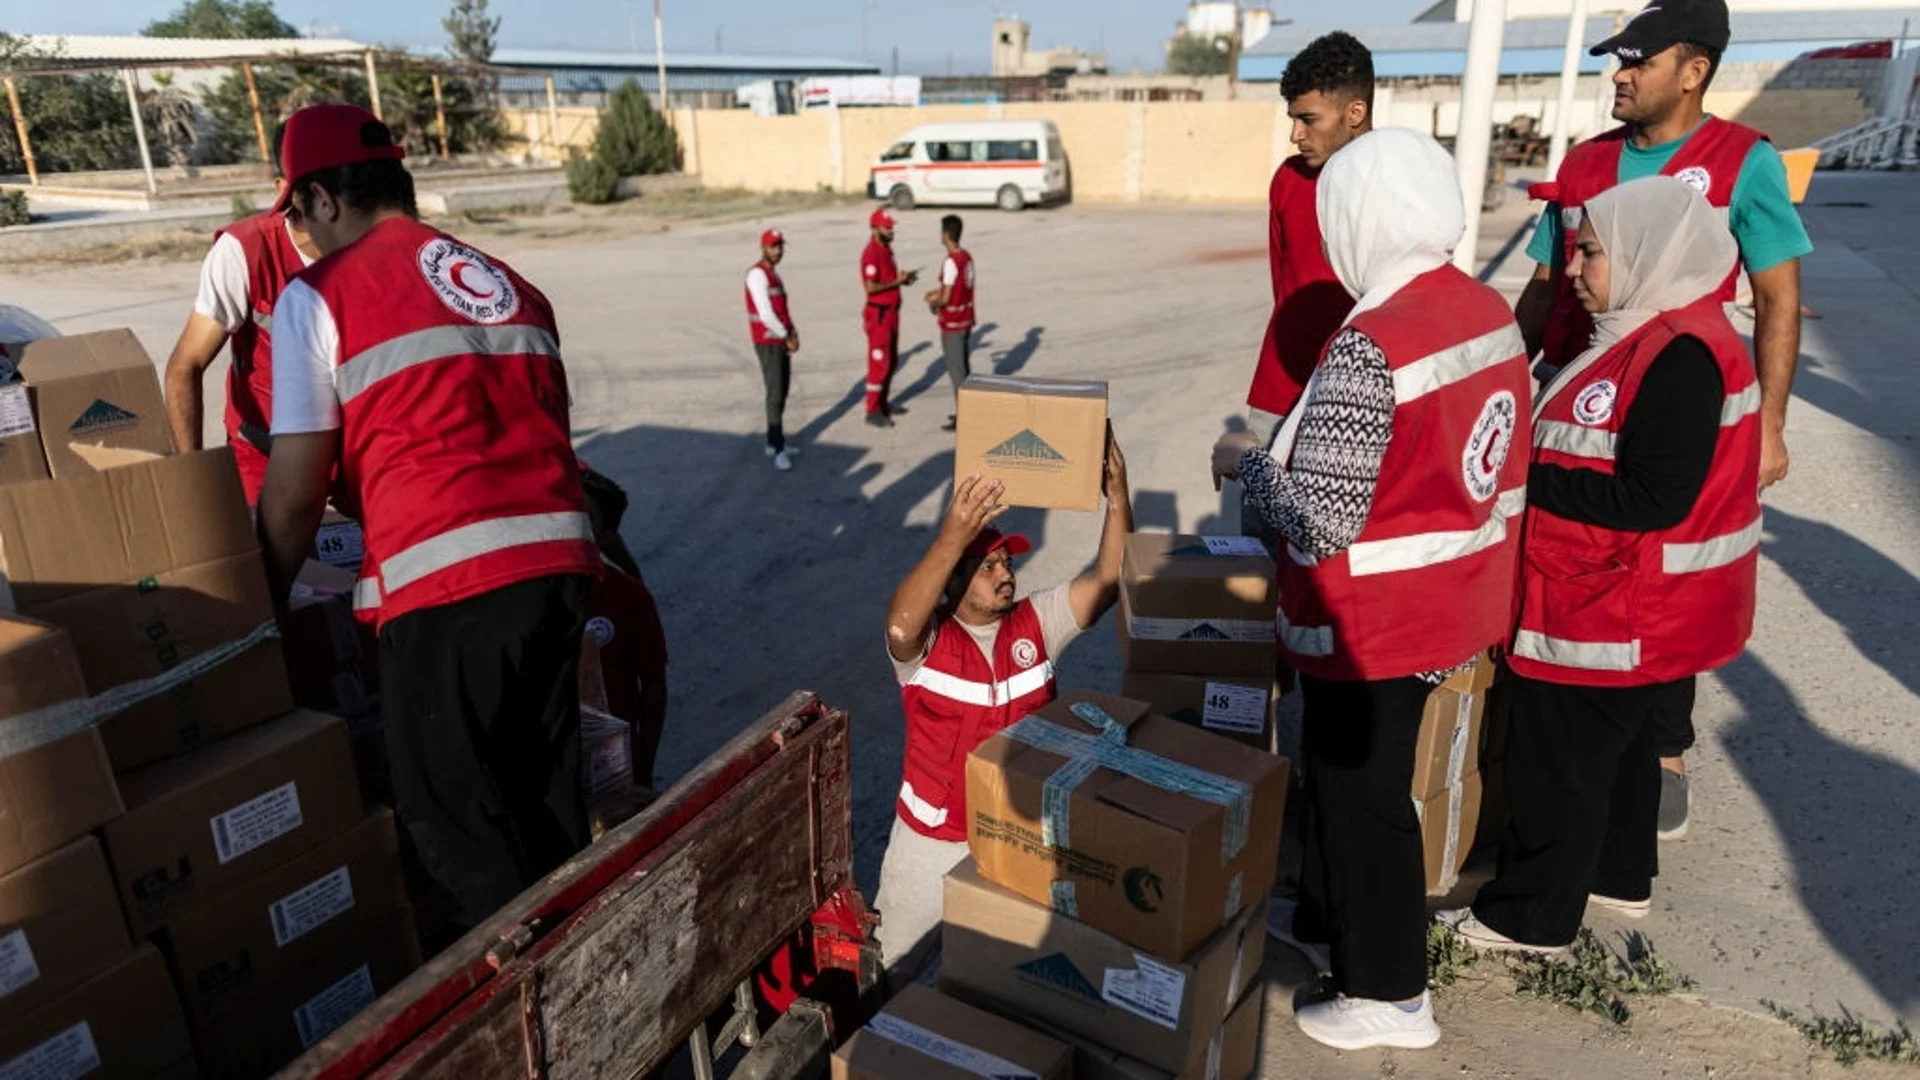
{"left": 1293, "top": 674, "right": 1431, "bottom": 1002}
{"left": 941, "top": 330, "right": 972, "bottom": 394}
{"left": 755, "top": 342, "right": 791, "bottom": 451}
{"left": 1472, "top": 674, "right": 1695, "bottom": 945}
{"left": 378, "top": 574, "right": 593, "bottom": 927}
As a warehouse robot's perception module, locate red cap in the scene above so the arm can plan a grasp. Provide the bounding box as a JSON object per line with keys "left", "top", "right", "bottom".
{"left": 761, "top": 229, "right": 785, "bottom": 247}
{"left": 272, "top": 103, "right": 406, "bottom": 213}
{"left": 869, "top": 207, "right": 895, "bottom": 229}
{"left": 964, "top": 528, "right": 1031, "bottom": 561}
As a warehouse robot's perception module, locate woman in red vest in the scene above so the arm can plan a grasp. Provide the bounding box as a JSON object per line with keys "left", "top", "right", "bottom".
{"left": 1446, "top": 177, "right": 1759, "bottom": 953}
{"left": 1212, "top": 128, "right": 1531, "bottom": 1052}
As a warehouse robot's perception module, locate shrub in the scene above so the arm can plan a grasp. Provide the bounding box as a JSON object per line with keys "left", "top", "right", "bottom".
{"left": 0, "top": 190, "right": 29, "bottom": 227}
{"left": 592, "top": 80, "right": 678, "bottom": 177}
{"left": 565, "top": 148, "right": 618, "bottom": 204}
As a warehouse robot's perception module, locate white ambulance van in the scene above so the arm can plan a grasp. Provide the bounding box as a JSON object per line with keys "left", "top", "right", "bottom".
{"left": 866, "top": 120, "right": 1068, "bottom": 213}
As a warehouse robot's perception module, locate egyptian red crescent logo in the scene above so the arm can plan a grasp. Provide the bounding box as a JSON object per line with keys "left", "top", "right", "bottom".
{"left": 448, "top": 260, "right": 497, "bottom": 300}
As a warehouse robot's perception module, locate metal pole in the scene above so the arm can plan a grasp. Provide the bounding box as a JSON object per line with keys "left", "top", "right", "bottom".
{"left": 4, "top": 76, "right": 37, "bottom": 187}
{"left": 364, "top": 50, "right": 383, "bottom": 120}
{"left": 1227, "top": 1, "right": 1242, "bottom": 102}
{"left": 122, "top": 68, "right": 158, "bottom": 195}
{"left": 431, "top": 73, "right": 450, "bottom": 159}
{"left": 1546, "top": 0, "right": 1589, "bottom": 176}
{"left": 1453, "top": 0, "right": 1508, "bottom": 272}
{"left": 654, "top": 0, "right": 672, "bottom": 121}
{"left": 243, "top": 61, "right": 271, "bottom": 165}
{"left": 545, "top": 74, "right": 560, "bottom": 156}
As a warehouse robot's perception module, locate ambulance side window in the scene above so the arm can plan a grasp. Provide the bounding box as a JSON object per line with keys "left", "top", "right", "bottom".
{"left": 928, "top": 141, "right": 972, "bottom": 163}
{"left": 987, "top": 140, "right": 1039, "bottom": 162}
{"left": 880, "top": 141, "right": 915, "bottom": 162}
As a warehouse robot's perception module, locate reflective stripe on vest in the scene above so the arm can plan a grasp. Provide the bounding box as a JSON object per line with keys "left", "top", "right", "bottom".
{"left": 353, "top": 576, "right": 381, "bottom": 612}
{"left": 1664, "top": 516, "right": 1762, "bottom": 575}
{"left": 366, "top": 511, "right": 593, "bottom": 599}
{"left": 1511, "top": 629, "right": 1641, "bottom": 672}
{"left": 251, "top": 308, "right": 273, "bottom": 332}
{"left": 1722, "top": 383, "right": 1760, "bottom": 425}
{"left": 1347, "top": 486, "right": 1527, "bottom": 578}
{"left": 1391, "top": 324, "right": 1528, "bottom": 405}
{"left": 1276, "top": 607, "right": 1334, "bottom": 657}
{"left": 1535, "top": 419, "right": 1617, "bottom": 461}
{"left": 334, "top": 324, "right": 561, "bottom": 405}
{"left": 907, "top": 660, "right": 1056, "bottom": 708}
{"left": 899, "top": 780, "right": 948, "bottom": 829}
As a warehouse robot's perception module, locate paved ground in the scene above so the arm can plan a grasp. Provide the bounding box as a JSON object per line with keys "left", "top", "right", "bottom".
{"left": 3, "top": 173, "right": 1915, "bottom": 1075}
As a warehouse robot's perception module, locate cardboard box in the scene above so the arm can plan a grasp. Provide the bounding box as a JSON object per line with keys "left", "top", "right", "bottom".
{"left": 166, "top": 809, "right": 406, "bottom": 1027}
{"left": 9, "top": 329, "right": 175, "bottom": 478}
{"left": 941, "top": 859, "right": 1263, "bottom": 1075}
{"left": 1417, "top": 771, "right": 1482, "bottom": 895}
{"left": 833, "top": 985, "right": 1072, "bottom": 1080}
{"left": 1437, "top": 653, "right": 1497, "bottom": 695}
{"left": 967, "top": 983, "right": 1263, "bottom": 1080}
{"left": 283, "top": 561, "right": 378, "bottom": 717}
{"left": 966, "top": 690, "right": 1286, "bottom": 960}
{"left": 0, "top": 382, "right": 48, "bottom": 487}
{"left": 955, "top": 376, "right": 1108, "bottom": 512}
{"left": 1410, "top": 688, "right": 1485, "bottom": 801}
{"left": 582, "top": 707, "right": 634, "bottom": 799}
{"left": 104, "top": 710, "right": 363, "bottom": 938}
{"left": 1116, "top": 536, "right": 1275, "bottom": 677}
{"left": 0, "top": 837, "right": 132, "bottom": 1019}
{"left": 0, "top": 945, "right": 194, "bottom": 1080}
{"left": 0, "top": 615, "right": 124, "bottom": 876}
{"left": 0, "top": 450, "right": 294, "bottom": 771}
{"left": 193, "top": 908, "right": 420, "bottom": 1080}
{"left": 1118, "top": 673, "right": 1276, "bottom": 753}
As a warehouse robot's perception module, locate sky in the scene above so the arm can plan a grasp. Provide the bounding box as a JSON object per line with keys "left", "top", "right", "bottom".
{"left": 0, "top": 0, "right": 1436, "bottom": 75}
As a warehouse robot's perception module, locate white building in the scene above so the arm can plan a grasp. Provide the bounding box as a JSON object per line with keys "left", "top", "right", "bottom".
{"left": 1183, "top": 3, "right": 1277, "bottom": 49}
{"left": 991, "top": 19, "right": 1107, "bottom": 78}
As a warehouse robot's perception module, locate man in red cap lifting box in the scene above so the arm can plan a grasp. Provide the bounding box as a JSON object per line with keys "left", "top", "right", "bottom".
{"left": 874, "top": 431, "right": 1133, "bottom": 988}
{"left": 746, "top": 228, "right": 799, "bottom": 471}
{"left": 860, "top": 207, "right": 918, "bottom": 428}
{"left": 256, "top": 103, "right": 601, "bottom": 928}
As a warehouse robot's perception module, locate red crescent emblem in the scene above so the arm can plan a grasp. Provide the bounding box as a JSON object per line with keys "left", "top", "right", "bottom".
{"left": 448, "top": 260, "right": 496, "bottom": 300}
{"left": 1480, "top": 428, "right": 1503, "bottom": 474}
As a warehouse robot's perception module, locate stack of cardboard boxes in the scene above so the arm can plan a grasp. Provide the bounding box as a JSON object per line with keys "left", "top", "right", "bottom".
{"left": 1115, "top": 534, "right": 1284, "bottom": 754}
{"left": 0, "top": 330, "right": 418, "bottom": 1080}
{"left": 1410, "top": 660, "right": 1498, "bottom": 894}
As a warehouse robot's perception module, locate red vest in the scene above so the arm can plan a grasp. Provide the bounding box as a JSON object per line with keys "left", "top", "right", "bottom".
{"left": 302, "top": 217, "right": 600, "bottom": 629}
{"left": 1510, "top": 298, "right": 1760, "bottom": 687}
{"left": 897, "top": 599, "right": 1055, "bottom": 841}
{"left": 938, "top": 248, "right": 975, "bottom": 334}
{"left": 1541, "top": 118, "right": 1765, "bottom": 369}
{"left": 745, "top": 263, "right": 793, "bottom": 346}
{"left": 862, "top": 240, "right": 901, "bottom": 309}
{"left": 215, "top": 211, "right": 308, "bottom": 501}
{"left": 1275, "top": 267, "right": 1531, "bottom": 681}
{"left": 1248, "top": 157, "right": 1354, "bottom": 416}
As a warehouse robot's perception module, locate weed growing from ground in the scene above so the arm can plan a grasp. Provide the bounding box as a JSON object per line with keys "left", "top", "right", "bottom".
{"left": 1763, "top": 1001, "right": 1920, "bottom": 1067}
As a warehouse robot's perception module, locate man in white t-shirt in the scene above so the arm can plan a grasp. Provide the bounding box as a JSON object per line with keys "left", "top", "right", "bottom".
{"left": 923, "top": 214, "right": 976, "bottom": 433}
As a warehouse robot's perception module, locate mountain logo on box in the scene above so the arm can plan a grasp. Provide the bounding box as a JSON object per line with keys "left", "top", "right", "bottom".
{"left": 1178, "top": 622, "right": 1230, "bottom": 642}
{"left": 984, "top": 429, "right": 1066, "bottom": 471}
{"left": 1015, "top": 953, "right": 1102, "bottom": 1006}
{"left": 1124, "top": 866, "right": 1165, "bottom": 913}
{"left": 69, "top": 398, "right": 139, "bottom": 433}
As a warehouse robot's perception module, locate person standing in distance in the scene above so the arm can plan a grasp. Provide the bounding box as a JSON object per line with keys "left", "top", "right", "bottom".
{"left": 862, "top": 207, "right": 918, "bottom": 428}
{"left": 747, "top": 229, "right": 799, "bottom": 471}
{"left": 924, "top": 214, "right": 975, "bottom": 433}
{"left": 1512, "top": 0, "right": 1810, "bottom": 837}
{"left": 257, "top": 103, "right": 602, "bottom": 929}
{"left": 1239, "top": 31, "right": 1372, "bottom": 553}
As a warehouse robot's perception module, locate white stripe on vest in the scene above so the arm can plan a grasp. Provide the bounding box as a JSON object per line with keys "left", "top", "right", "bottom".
{"left": 1720, "top": 383, "right": 1760, "bottom": 426}
{"left": 898, "top": 780, "right": 948, "bottom": 829}
{"left": 907, "top": 661, "right": 1055, "bottom": 708}
{"left": 1534, "top": 419, "right": 1617, "bottom": 461}
{"left": 365, "top": 511, "right": 594, "bottom": 600}
{"left": 1511, "top": 629, "right": 1641, "bottom": 671}
{"left": 1392, "top": 325, "right": 1528, "bottom": 405}
{"left": 1663, "top": 516, "right": 1762, "bottom": 575}
{"left": 335, "top": 324, "right": 561, "bottom": 405}
{"left": 1276, "top": 607, "right": 1334, "bottom": 658}
{"left": 1347, "top": 486, "right": 1527, "bottom": 578}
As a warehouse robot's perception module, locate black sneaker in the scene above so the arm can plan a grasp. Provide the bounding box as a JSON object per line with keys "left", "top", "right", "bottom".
{"left": 887, "top": 404, "right": 910, "bottom": 416}
{"left": 865, "top": 412, "right": 895, "bottom": 429}
{"left": 1657, "top": 769, "right": 1690, "bottom": 840}
{"left": 941, "top": 414, "right": 957, "bottom": 432}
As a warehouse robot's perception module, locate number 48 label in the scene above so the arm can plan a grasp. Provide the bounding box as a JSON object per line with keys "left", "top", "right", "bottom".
{"left": 1201, "top": 683, "right": 1266, "bottom": 734}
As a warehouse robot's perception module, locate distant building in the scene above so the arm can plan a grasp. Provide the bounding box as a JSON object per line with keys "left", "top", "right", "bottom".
{"left": 1182, "top": 3, "right": 1277, "bottom": 49}
{"left": 990, "top": 19, "right": 1107, "bottom": 78}
{"left": 489, "top": 49, "right": 879, "bottom": 110}
{"left": 1429, "top": 0, "right": 1920, "bottom": 19}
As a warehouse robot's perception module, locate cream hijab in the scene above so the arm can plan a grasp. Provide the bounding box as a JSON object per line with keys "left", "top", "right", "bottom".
{"left": 1543, "top": 175, "right": 1738, "bottom": 415}
{"left": 1316, "top": 127, "right": 1466, "bottom": 325}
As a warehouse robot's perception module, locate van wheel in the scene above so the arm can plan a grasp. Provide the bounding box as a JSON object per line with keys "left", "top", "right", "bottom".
{"left": 996, "top": 184, "right": 1025, "bottom": 213}
{"left": 888, "top": 185, "right": 915, "bottom": 211}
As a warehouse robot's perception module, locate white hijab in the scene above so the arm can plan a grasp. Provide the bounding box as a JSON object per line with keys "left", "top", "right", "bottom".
{"left": 1316, "top": 127, "right": 1466, "bottom": 325}
{"left": 1546, "top": 176, "right": 1738, "bottom": 411}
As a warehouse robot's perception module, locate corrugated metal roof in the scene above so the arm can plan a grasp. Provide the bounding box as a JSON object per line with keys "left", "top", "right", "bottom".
{"left": 1245, "top": 7, "right": 1920, "bottom": 57}
{"left": 489, "top": 48, "right": 877, "bottom": 75}
{"left": 19, "top": 34, "right": 370, "bottom": 64}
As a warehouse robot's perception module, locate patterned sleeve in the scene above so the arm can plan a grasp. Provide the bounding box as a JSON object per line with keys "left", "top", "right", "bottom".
{"left": 1238, "top": 327, "right": 1396, "bottom": 559}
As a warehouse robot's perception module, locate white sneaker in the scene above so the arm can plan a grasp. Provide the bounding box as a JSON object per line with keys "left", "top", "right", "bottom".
{"left": 1295, "top": 992, "right": 1440, "bottom": 1051}
{"left": 1265, "top": 897, "right": 1331, "bottom": 975}
{"left": 772, "top": 450, "right": 794, "bottom": 472}
{"left": 1435, "top": 909, "right": 1568, "bottom": 958}
{"left": 1587, "top": 893, "right": 1651, "bottom": 919}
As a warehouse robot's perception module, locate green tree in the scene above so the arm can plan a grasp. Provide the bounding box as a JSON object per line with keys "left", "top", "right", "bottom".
{"left": 1166, "top": 33, "right": 1233, "bottom": 76}
{"left": 428, "top": 0, "right": 507, "bottom": 155}
{"left": 144, "top": 0, "right": 298, "bottom": 38}
{"left": 0, "top": 33, "right": 140, "bottom": 175}
{"left": 592, "top": 80, "right": 678, "bottom": 177}
{"left": 443, "top": 0, "right": 500, "bottom": 63}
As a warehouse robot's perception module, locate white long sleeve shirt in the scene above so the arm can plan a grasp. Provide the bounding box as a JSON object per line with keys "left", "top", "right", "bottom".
{"left": 745, "top": 265, "right": 788, "bottom": 340}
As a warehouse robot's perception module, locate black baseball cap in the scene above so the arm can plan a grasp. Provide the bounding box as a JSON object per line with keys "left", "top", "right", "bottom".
{"left": 1590, "top": 0, "right": 1730, "bottom": 61}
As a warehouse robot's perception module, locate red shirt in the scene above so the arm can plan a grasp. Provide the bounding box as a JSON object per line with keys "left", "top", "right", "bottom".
{"left": 1247, "top": 157, "right": 1355, "bottom": 415}
{"left": 862, "top": 240, "right": 901, "bottom": 309}
{"left": 587, "top": 564, "right": 668, "bottom": 727}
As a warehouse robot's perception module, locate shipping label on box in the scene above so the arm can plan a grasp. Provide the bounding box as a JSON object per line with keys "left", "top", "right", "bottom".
{"left": 832, "top": 985, "right": 1072, "bottom": 1080}
{"left": 9, "top": 329, "right": 175, "bottom": 478}
{"left": 315, "top": 511, "right": 366, "bottom": 574}
{"left": 940, "top": 860, "right": 1263, "bottom": 1075}
{"left": 0, "top": 946, "right": 194, "bottom": 1080}
{"left": 104, "top": 710, "right": 362, "bottom": 937}
{"left": 1410, "top": 687, "right": 1485, "bottom": 800}
{"left": 955, "top": 376, "right": 1108, "bottom": 512}
{"left": 965, "top": 690, "right": 1286, "bottom": 962}
{"left": 0, "top": 837, "right": 132, "bottom": 1020}
{"left": 582, "top": 707, "right": 634, "bottom": 798}
{"left": 0, "top": 384, "right": 47, "bottom": 489}
{"left": 1119, "top": 673, "right": 1275, "bottom": 752}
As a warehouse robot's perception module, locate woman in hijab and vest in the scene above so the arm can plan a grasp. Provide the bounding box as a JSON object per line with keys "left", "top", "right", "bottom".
{"left": 1212, "top": 128, "right": 1531, "bottom": 1051}
{"left": 1446, "top": 176, "right": 1761, "bottom": 953}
